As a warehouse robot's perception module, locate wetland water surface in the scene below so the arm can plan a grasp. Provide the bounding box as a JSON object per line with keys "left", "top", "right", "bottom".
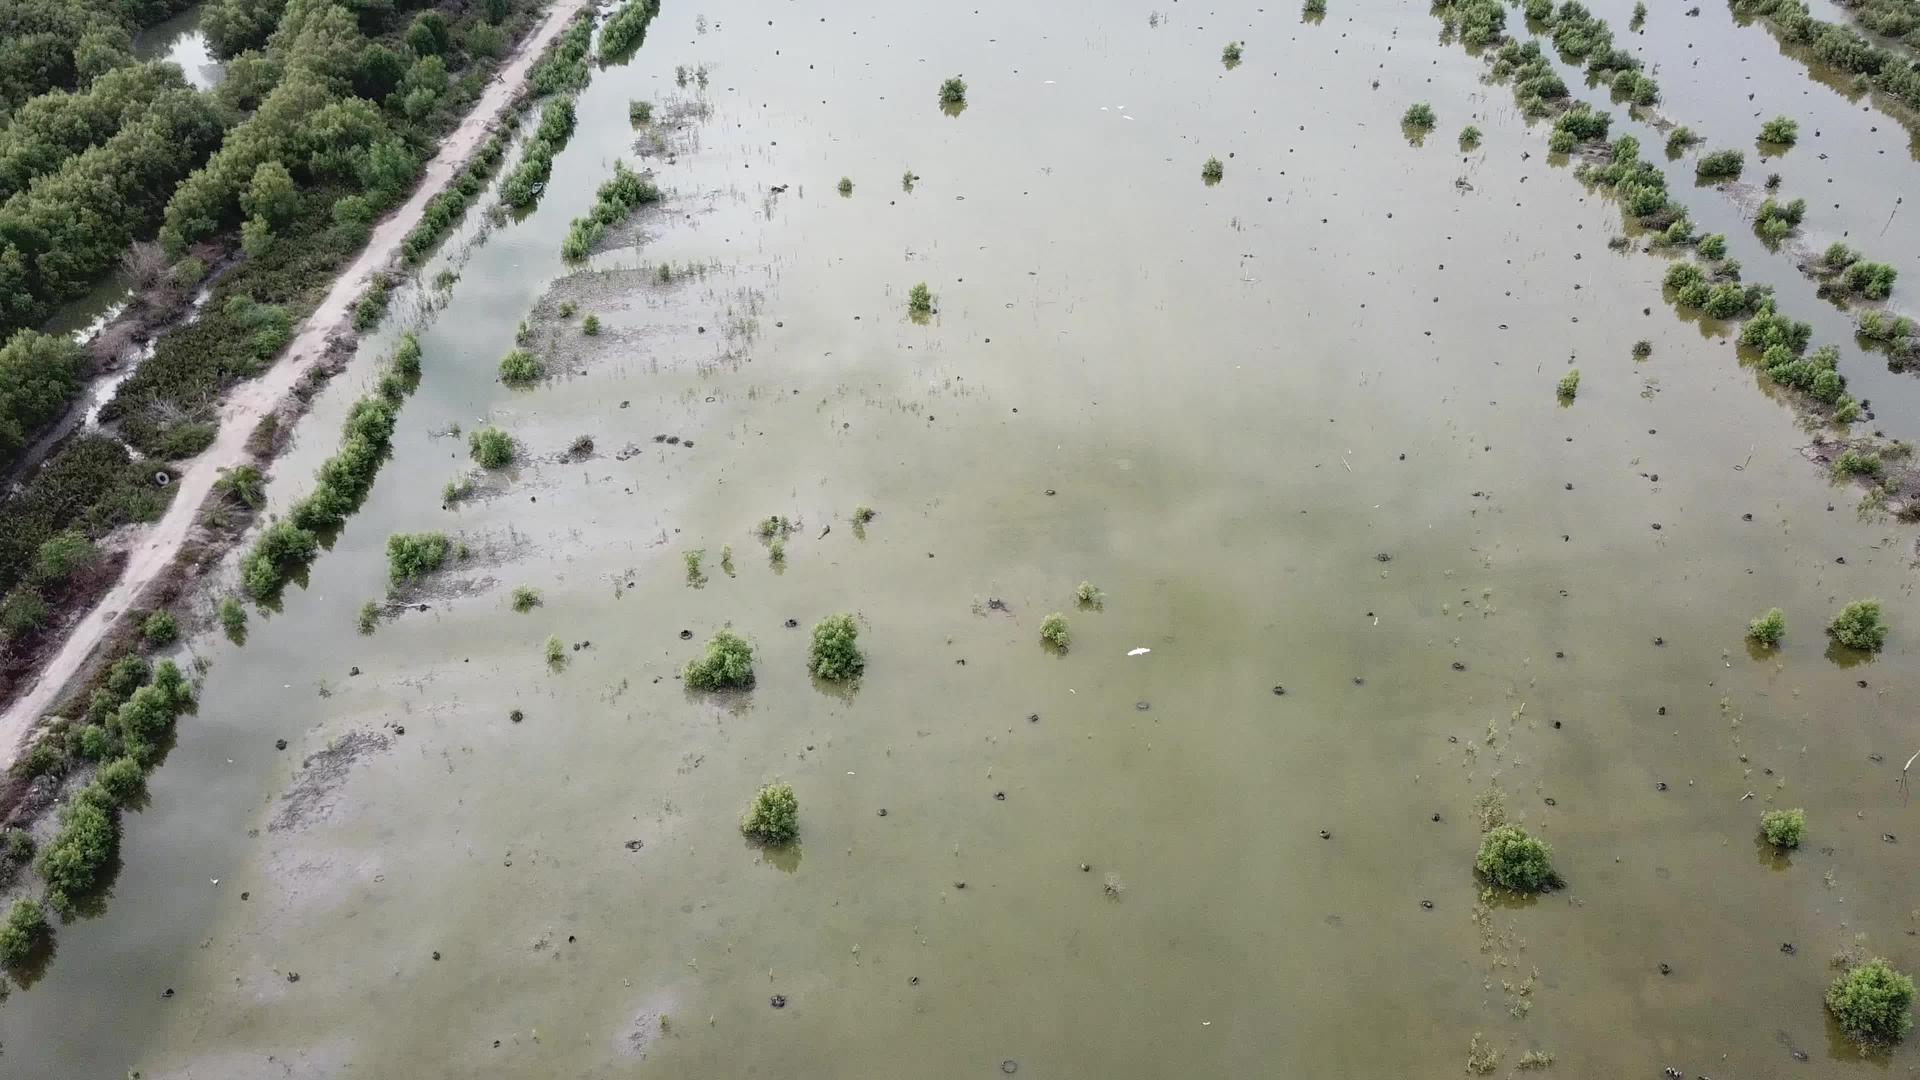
{"left": 4, "top": 0, "right": 1918, "bottom": 1076}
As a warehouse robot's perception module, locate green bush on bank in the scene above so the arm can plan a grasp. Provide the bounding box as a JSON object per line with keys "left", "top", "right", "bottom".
{"left": 598, "top": 0, "right": 663, "bottom": 62}
{"left": 741, "top": 782, "right": 799, "bottom": 844}
{"left": 560, "top": 160, "right": 661, "bottom": 259}
{"left": 807, "top": 614, "right": 865, "bottom": 681}
{"left": 385, "top": 531, "right": 450, "bottom": 586}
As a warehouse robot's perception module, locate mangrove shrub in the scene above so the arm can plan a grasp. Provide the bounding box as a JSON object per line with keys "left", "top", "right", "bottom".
{"left": 685, "top": 629, "right": 754, "bottom": 690}
{"left": 807, "top": 614, "right": 865, "bottom": 681}
{"left": 741, "top": 781, "right": 799, "bottom": 844}
{"left": 1826, "top": 958, "right": 1914, "bottom": 1046}
{"left": 1474, "top": 823, "right": 1557, "bottom": 891}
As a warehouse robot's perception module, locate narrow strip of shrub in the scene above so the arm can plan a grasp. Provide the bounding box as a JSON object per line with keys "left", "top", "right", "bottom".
{"left": 560, "top": 160, "right": 660, "bottom": 259}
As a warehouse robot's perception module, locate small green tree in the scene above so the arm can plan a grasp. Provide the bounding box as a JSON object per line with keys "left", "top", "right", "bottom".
{"left": 1759, "top": 807, "right": 1804, "bottom": 848}
{"left": 1475, "top": 824, "right": 1558, "bottom": 891}
{"left": 686, "top": 630, "right": 755, "bottom": 689}
{"left": 544, "top": 635, "right": 566, "bottom": 665}
{"left": 908, "top": 283, "right": 933, "bottom": 315}
{"left": 498, "top": 349, "right": 542, "bottom": 385}
{"left": 1758, "top": 116, "right": 1798, "bottom": 145}
{"left": 1556, "top": 368, "right": 1580, "bottom": 401}
{"left": 1747, "top": 607, "right": 1786, "bottom": 646}
{"left": 1826, "top": 958, "right": 1915, "bottom": 1046}
{"left": 385, "top": 532, "right": 450, "bottom": 585}
{"left": 1828, "top": 599, "right": 1888, "bottom": 651}
{"left": 0, "top": 898, "right": 48, "bottom": 966}
{"left": 1403, "top": 102, "right": 1437, "bottom": 129}
{"left": 511, "top": 586, "right": 542, "bottom": 612}
{"left": 1459, "top": 125, "right": 1482, "bottom": 150}
{"left": 1040, "top": 612, "right": 1070, "bottom": 649}
{"left": 1696, "top": 148, "right": 1744, "bottom": 180}
{"left": 469, "top": 427, "right": 514, "bottom": 468}
{"left": 582, "top": 314, "right": 601, "bottom": 335}
{"left": 939, "top": 77, "right": 967, "bottom": 104}
{"left": 218, "top": 596, "right": 247, "bottom": 639}
{"left": 808, "top": 614, "right": 865, "bottom": 681}
{"left": 741, "top": 781, "right": 799, "bottom": 843}
{"left": 142, "top": 610, "right": 178, "bottom": 647}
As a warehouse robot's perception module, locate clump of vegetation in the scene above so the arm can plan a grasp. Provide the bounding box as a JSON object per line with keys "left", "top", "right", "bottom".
{"left": 684, "top": 548, "right": 706, "bottom": 585}
{"left": 1076, "top": 581, "right": 1104, "bottom": 607}
{"left": 939, "top": 76, "right": 968, "bottom": 105}
{"left": 386, "top": 532, "right": 450, "bottom": 586}
{"left": 544, "top": 635, "right": 566, "bottom": 666}
{"left": 0, "top": 898, "right": 48, "bottom": 967}
{"left": 1664, "top": 126, "right": 1702, "bottom": 155}
{"left": 37, "top": 780, "right": 120, "bottom": 913}
{"left": 1748, "top": 607, "right": 1787, "bottom": 646}
{"left": 562, "top": 160, "right": 661, "bottom": 259}
{"left": 901, "top": 169, "right": 917, "bottom": 192}
{"left": 501, "top": 97, "right": 581, "bottom": 211}
{"left": 1841, "top": 260, "right": 1898, "bottom": 301}
{"left": 598, "top": 0, "right": 663, "bottom": 63}
{"left": 443, "top": 476, "right": 475, "bottom": 506}
{"left": 807, "top": 613, "right": 865, "bottom": 681}
{"left": 908, "top": 283, "right": 934, "bottom": 316}
{"left": 1222, "top": 41, "right": 1244, "bottom": 66}
{"left": 1465, "top": 1033, "right": 1500, "bottom": 1075}
{"left": 469, "top": 427, "right": 514, "bottom": 469}
{"left": 582, "top": 314, "right": 601, "bottom": 335}
{"left": 511, "top": 586, "right": 542, "bottom": 613}
{"left": 1759, "top": 806, "right": 1805, "bottom": 848}
{"left": 142, "top": 610, "right": 178, "bottom": 647}
{"left": 1304, "top": 0, "right": 1327, "bottom": 14}
{"left": 757, "top": 514, "right": 794, "bottom": 539}
{"left": 629, "top": 99, "right": 653, "bottom": 124}
{"left": 837, "top": 176, "right": 854, "bottom": 196}
{"left": 1827, "top": 598, "right": 1888, "bottom": 651}
{"left": 357, "top": 600, "right": 380, "bottom": 635}
{"left": 1753, "top": 196, "right": 1806, "bottom": 242}
{"left": 1631, "top": 339, "right": 1653, "bottom": 360}
{"left": 685, "top": 629, "right": 755, "bottom": 689}
{"left": 1697, "top": 233, "right": 1728, "bottom": 260}
{"left": 740, "top": 781, "right": 799, "bottom": 844}
{"left": 1556, "top": 368, "right": 1581, "bottom": 401}
{"left": 1833, "top": 449, "right": 1884, "bottom": 479}
{"left": 1474, "top": 824, "right": 1558, "bottom": 891}
{"left": 768, "top": 537, "right": 787, "bottom": 564}
{"left": 852, "top": 505, "right": 876, "bottom": 526}
{"left": 1201, "top": 156, "right": 1225, "bottom": 183}
{"left": 1826, "top": 958, "right": 1914, "bottom": 1046}
{"left": 1403, "top": 102, "right": 1438, "bottom": 130}
{"left": 218, "top": 596, "right": 247, "bottom": 641}
{"left": 1459, "top": 125, "right": 1483, "bottom": 149}
{"left": 720, "top": 544, "right": 735, "bottom": 576}
{"left": 498, "top": 348, "right": 543, "bottom": 386}
{"left": 1696, "top": 148, "right": 1744, "bottom": 180}
{"left": 1437, "top": 0, "right": 1506, "bottom": 47}
{"left": 239, "top": 520, "right": 320, "bottom": 602}
{"left": 559, "top": 301, "right": 577, "bottom": 318}
{"left": 1040, "top": 612, "right": 1071, "bottom": 650}
{"left": 1630, "top": 0, "right": 1647, "bottom": 27}
{"left": 1758, "top": 115, "right": 1799, "bottom": 145}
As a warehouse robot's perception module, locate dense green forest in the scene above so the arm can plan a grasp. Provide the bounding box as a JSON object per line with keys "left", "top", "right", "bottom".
{"left": 0, "top": 0, "right": 543, "bottom": 662}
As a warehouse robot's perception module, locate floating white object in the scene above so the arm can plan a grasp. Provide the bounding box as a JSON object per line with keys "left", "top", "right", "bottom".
{"left": 1126, "top": 647, "right": 1151, "bottom": 656}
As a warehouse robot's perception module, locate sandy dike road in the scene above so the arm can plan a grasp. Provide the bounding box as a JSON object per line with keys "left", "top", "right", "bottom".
{"left": 0, "top": 0, "right": 593, "bottom": 766}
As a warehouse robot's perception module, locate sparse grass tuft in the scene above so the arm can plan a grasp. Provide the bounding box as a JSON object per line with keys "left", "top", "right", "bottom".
{"left": 1222, "top": 41, "right": 1244, "bottom": 65}
{"left": 1040, "top": 612, "right": 1071, "bottom": 650}
{"left": 545, "top": 635, "right": 566, "bottom": 665}
{"left": 1827, "top": 598, "right": 1888, "bottom": 651}
{"left": 511, "top": 586, "right": 542, "bottom": 613}
{"left": 908, "top": 283, "right": 933, "bottom": 315}
{"left": 1459, "top": 125, "right": 1482, "bottom": 149}
{"left": 1760, "top": 806, "right": 1805, "bottom": 848}
{"left": 218, "top": 596, "right": 247, "bottom": 640}
{"left": 807, "top": 613, "right": 865, "bottom": 681}
{"left": 685, "top": 629, "right": 755, "bottom": 689}
{"left": 852, "top": 505, "right": 876, "bottom": 525}
{"left": 768, "top": 536, "right": 786, "bottom": 564}
{"left": 583, "top": 314, "right": 601, "bottom": 336}
{"left": 684, "top": 549, "right": 706, "bottom": 585}
{"left": 629, "top": 99, "right": 653, "bottom": 124}
{"left": 740, "top": 781, "right": 799, "bottom": 844}
{"left": 1076, "top": 581, "right": 1104, "bottom": 607}
{"left": 1631, "top": 339, "right": 1653, "bottom": 360}
{"left": 837, "top": 176, "right": 853, "bottom": 196}
{"left": 357, "top": 600, "right": 380, "bottom": 635}
{"left": 720, "top": 544, "right": 735, "bottom": 576}
{"left": 1747, "top": 607, "right": 1786, "bottom": 646}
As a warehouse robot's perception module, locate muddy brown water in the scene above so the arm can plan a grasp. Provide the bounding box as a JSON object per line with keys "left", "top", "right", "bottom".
{"left": 4, "top": 1, "right": 1918, "bottom": 1076}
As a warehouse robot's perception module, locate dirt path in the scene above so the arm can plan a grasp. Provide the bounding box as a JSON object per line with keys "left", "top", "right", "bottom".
{"left": 0, "top": 0, "right": 591, "bottom": 767}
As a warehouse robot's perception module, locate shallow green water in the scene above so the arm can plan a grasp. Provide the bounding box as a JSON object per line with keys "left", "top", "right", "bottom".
{"left": 4, "top": 1, "right": 1919, "bottom": 1076}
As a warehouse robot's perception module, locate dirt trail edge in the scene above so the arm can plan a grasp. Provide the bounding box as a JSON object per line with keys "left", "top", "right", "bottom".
{"left": 0, "top": 0, "right": 592, "bottom": 767}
